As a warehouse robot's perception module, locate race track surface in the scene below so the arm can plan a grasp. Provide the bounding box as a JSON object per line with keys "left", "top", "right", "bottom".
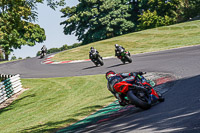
{"left": 0, "top": 45, "right": 200, "bottom": 79}
{"left": 1, "top": 45, "right": 200, "bottom": 132}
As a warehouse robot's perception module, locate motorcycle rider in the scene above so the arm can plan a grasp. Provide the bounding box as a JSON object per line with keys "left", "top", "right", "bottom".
{"left": 106, "top": 70, "right": 144, "bottom": 106}
{"left": 89, "top": 47, "right": 99, "bottom": 61}
{"left": 115, "top": 44, "right": 125, "bottom": 58}
{"left": 106, "top": 70, "right": 164, "bottom": 106}
{"left": 41, "top": 45, "right": 47, "bottom": 55}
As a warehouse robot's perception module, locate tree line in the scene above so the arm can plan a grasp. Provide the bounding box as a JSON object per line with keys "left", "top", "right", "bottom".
{"left": 61, "top": 0, "right": 200, "bottom": 44}
{"left": 36, "top": 43, "right": 81, "bottom": 56}
{"left": 0, "top": 0, "right": 65, "bottom": 60}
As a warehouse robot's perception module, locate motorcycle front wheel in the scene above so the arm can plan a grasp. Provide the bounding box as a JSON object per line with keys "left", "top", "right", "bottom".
{"left": 127, "top": 90, "right": 151, "bottom": 110}
{"left": 98, "top": 57, "right": 104, "bottom": 66}
{"left": 125, "top": 55, "right": 132, "bottom": 63}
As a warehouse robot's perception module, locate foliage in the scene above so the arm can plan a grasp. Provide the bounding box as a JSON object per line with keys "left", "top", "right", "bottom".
{"left": 47, "top": 47, "right": 60, "bottom": 54}
{"left": 18, "top": 57, "right": 23, "bottom": 60}
{"left": 36, "top": 43, "right": 82, "bottom": 56}
{"left": 0, "top": 52, "right": 4, "bottom": 59}
{"left": 0, "top": 0, "right": 65, "bottom": 60}
{"left": 60, "top": 44, "right": 68, "bottom": 51}
{"left": 10, "top": 55, "right": 17, "bottom": 60}
{"left": 137, "top": 0, "right": 181, "bottom": 30}
{"left": 52, "top": 20, "right": 200, "bottom": 61}
{"left": 147, "top": 0, "right": 181, "bottom": 18}
{"left": 60, "top": 0, "right": 200, "bottom": 45}
{"left": 137, "top": 10, "right": 175, "bottom": 30}
{"left": 178, "top": 0, "right": 200, "bottom": 22}
{"left": 60, "top": 0, "right": 134, "bottom": 44}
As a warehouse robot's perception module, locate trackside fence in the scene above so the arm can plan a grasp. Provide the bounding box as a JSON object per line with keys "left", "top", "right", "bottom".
{"left": 0, "top": 74, "right": 22, "bottom": 104}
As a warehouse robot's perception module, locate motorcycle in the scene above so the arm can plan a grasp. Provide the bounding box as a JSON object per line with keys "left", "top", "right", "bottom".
{"left": 40, "top": 50, "right": 46, "bottom": 58}
{"left": 116, "top": 49, "right": 132, "bottom": 64}
{"left": 90, "top": 52, "right": 104, "bottom": 66}
{"left": 114, "top": 73, "right": 164, "bottom": 110}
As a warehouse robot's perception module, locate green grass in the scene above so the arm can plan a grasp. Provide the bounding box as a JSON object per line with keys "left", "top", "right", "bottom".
{"left": 52, "top": 20, "right": 200, "bottom": 61}
{"left": 0, "top": 75, "right": 115, "bottom": 133}
{"left": 0, "top": 59, "right": 23, "bottom": 64}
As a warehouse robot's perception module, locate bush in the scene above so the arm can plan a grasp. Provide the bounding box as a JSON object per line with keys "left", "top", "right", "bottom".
{"left": 137, "top": 10, "right": 176, "bottom": 30}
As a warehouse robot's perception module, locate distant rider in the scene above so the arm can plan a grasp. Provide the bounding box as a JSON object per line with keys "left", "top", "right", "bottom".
{"left": 115, "top": 44, "right": 125, "bottom": 57}
{"left": 41, "top": 45, "right": 47, "bottom": 55}
{"left": 89, "top": 47, "right": 99, "bottom": 61}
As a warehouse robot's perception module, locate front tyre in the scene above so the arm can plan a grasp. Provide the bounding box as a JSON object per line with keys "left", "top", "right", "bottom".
{"left": 127, "top": 90, "right": 151, "bottom": 110}
{"left": 98, "top": 56, "right": 104, "bottom": 66}
{"left": 125, "top": 55, "right": 132, "bottom": 63}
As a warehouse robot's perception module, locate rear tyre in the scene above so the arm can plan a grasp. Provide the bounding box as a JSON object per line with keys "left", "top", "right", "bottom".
{"left": 127, "top": 90, "right": 151, "bottom": 110}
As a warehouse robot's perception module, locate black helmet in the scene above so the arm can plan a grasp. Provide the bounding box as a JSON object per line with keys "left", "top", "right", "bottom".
{"left": 115, "top": 44, "right": 119, "bottom": 48}
{"left": 90, "top": 47, "right": 94, "bottom": 50}
{"left": 106, "top": 70, "right": 116, "bottom": 79}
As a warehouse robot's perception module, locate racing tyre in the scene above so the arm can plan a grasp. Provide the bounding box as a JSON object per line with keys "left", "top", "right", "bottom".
{"left": 127, "top": 90, "right": 151, "bottom": 110}
{"left": 98, "top": 57, "right": 104, "bottom": 66}
{"left": 125, "top": 55, "right": 132, "bottom": 63}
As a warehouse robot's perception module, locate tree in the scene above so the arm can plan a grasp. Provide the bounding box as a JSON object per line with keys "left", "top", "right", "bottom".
{"left": 61, "top": 0, "right": 134, "bottom": 44}
{"left": 0, "top": 0, "right": 65, "bottom": 60}
{"left": 60, "top": 44, "right": 68, "bottom": 51}
{"left": 11, "top": 55, "right": 17, "bottom": 60}
{"left": 137, "top": 0, "right": 181, "bottom": 30}
{"left": 47, "top": 47, "right": 61, "bottom": 54}
{"left": 137, "top": 10, "right": 175, "bottom": 30}
{"left": 178, "top": 0, "right": 200, "bottom": 22}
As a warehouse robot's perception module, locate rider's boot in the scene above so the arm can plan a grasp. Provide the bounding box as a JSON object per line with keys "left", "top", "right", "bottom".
{"left": 157, "top": 91, "right": 165, "bottom": 102}
{"left": 116, "top": 93, "right": 128, "bottom": 106}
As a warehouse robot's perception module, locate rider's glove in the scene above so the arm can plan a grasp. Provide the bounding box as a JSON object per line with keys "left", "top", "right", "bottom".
{"left": 138, "top": 71, "right": 146, "bottom": 75}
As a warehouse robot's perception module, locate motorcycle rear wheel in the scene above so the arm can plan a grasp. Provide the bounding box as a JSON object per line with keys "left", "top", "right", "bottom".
{"left": 127, "top": 90, "right": 151, "bottom": 110}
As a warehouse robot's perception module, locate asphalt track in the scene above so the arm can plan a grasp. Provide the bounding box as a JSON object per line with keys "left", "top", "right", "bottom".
{"left": 0, "top": 45, "right": 200, "bottom": 132}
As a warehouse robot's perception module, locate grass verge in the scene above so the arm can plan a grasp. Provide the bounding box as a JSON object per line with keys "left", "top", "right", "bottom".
{"left": 52, "top": 20, "right": 200, "bottom": 61}
{"left": 0, "top": 75, "right": 114, "bottom": 133}
{"left": 0, "top": 59, "right": 23, "bottom": 64}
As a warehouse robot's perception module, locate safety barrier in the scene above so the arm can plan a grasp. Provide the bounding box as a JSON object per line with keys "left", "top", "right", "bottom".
{"left": 0, "top": 74, "right": 22, "bottom": 104}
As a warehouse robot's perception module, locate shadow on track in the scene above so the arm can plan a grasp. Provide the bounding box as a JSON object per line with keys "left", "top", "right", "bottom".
{"left": 107, "top": 63, "right": 125, "bottom": 68}
{"left": 82, "top": 66, "right": 99, "bottom": 70}
{"left": 80, "top": 75, "right": 200, "bottom": 133}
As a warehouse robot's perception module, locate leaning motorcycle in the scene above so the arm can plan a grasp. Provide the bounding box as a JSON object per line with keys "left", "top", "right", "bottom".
{"left": 40, "top": 51, "right": 46, "bottom": 58}
{"left": 117, "top": 49, "right": 132, "bottom": 64}
{"left": 90, "top": 52, "right": 104, "bottom": 66}
{"left": 114, "top": 73, "right": 164, "bottom": 110}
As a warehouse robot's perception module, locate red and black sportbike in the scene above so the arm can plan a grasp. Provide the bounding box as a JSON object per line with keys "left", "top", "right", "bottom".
{"left": 114, "top": 73, "right": 164, "bottom": 110}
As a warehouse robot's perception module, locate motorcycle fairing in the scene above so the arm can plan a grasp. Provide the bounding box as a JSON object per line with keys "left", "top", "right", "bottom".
{"left": 114, "top": 81, "right": 132, "bottom": 94}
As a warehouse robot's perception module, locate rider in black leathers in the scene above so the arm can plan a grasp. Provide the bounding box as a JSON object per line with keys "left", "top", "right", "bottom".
{"left": 41, "top": 45, "right": 47, "bottom": 55}
{"left": 106, "top": 70, "right": 144, "bottom": 106}
{"left": 115, "top": 44, "right": 125, "bottom": 57}
{"left": 89, "top": 47, "right": 99, "bottom": 61}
